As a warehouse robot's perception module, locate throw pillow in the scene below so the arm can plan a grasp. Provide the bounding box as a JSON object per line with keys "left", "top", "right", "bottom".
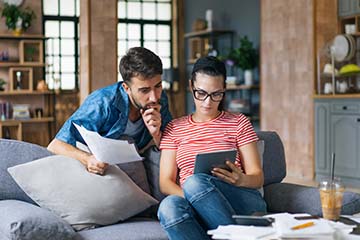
{"left": 76, "top": 141, "right": 151, "bottom": 194}
{"left": 0, "top": 200, "right": 76, "bottom": 240}
{"left": 7, "top": 155, "right": 158, "bottom": 230}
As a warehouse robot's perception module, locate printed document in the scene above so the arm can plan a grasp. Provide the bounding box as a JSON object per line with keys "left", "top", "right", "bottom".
{"left": 73, "top": 123, "right": 143, "bottom": 165}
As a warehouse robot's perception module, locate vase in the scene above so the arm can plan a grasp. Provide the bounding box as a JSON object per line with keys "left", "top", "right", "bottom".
{"left": 244, "top": 69, "right": 253, "bottom": 86}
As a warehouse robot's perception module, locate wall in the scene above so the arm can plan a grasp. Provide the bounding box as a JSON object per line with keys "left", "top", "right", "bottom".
{"left": 261, "top": 0, "right": 315, "bottom": 179}
{"left": 79, "top": 0, "right": 117, "bottom": 103}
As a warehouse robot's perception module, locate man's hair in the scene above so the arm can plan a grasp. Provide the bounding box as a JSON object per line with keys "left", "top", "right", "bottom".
{"left": 190, "top": 56, "right": 227, "bottom": 110}
{"left": 119, "top": 47, "right": 163, "bottom": 84}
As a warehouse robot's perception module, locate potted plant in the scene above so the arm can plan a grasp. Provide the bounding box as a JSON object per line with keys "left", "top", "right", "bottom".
{"left": 0, "top": 78, "right": 7, "bottom": 91}
{"left": 0, "top": 3, "right": 35, "bottom": 35}
{"left": 227, "top": 36, "right": 258, "bottom": 85}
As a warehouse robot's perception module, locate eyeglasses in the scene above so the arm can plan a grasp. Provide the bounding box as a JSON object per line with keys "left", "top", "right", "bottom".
{"left": 192, "top": 88, "right": 225, "bottom": 102}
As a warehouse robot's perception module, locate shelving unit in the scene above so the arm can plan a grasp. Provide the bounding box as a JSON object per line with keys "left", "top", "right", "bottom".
{"left": 184, "top": 29, "right": 260, "bottom": 125}
{"left": 314, "top": 14, "right": 360, "bottom": 187}
{"left": 0, "top": 34, "right": 54, "bottom": 146}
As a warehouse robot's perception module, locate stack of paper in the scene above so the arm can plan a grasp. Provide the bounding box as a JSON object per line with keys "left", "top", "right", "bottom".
{"left": 207, "top": 225, "right": 276, "bottom": 240}
{"left": 271, "top": 213, "right": 335, "bottom": 240}
{"left": 73, "top": 123, "right": 143, "bottom": 165}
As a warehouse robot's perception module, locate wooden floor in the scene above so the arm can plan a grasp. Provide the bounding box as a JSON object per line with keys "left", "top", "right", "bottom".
{"left": 283, "top": 176, "right": 360, "bottom": 194}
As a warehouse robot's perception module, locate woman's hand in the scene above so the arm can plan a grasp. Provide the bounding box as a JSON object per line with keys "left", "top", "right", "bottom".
{"left": 211, "top": 161, "right": 245, "bottom": 186}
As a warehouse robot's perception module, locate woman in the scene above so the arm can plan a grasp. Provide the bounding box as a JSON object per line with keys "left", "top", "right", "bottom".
{"left": 158, "top": 56, "right": 266, "bottom": 240}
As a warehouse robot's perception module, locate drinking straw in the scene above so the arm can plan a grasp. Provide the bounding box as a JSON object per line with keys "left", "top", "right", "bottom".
{"left": 331, "top": 153, "right": 335, "bottom": 182}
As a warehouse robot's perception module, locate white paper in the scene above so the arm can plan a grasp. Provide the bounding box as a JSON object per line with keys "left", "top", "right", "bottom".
{"left": 73, "top": 123, "right": 143, "bottom": 165}
{"left": 207, "top": 225, "right": 276, "bottom": 240}
{"left": 268, "top": 213, "right": 335, "bottom": 239}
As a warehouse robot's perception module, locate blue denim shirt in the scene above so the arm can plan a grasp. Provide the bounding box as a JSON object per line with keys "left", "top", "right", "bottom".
{"left": 56, "top": 82, "right": 172, "bottom": 150}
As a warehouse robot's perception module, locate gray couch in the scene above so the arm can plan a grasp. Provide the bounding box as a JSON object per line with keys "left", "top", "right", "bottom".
{"left": 0, "top": 131, "right": 359, "bottom": 240}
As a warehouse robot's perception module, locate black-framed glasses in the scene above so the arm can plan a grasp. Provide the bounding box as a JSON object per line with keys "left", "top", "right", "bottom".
{"left": 192, "top": 88, "right": 225, "bottom": 102}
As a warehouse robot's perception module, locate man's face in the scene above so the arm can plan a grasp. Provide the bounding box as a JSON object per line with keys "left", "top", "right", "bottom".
{"left": 122, "top": 74, "right": 163, "bottom": 110}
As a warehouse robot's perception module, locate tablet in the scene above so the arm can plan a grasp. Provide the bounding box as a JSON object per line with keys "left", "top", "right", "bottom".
{"left": 193, "top": 149, "right": 237, "bottom": 175}
{"left": 232, "top": 215, "right": 274, "bottom": 226}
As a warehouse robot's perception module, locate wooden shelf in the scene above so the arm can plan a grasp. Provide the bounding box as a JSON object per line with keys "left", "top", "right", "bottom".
{"left": 0, "top": 34, "right": 46, "bottom": 40}
{"left": 0, "top": 62, "right": 46, "bottom": 67}
{"left": 0, "top": 90, "right": 53, "bottom": 96}
{"left": 184, "top": 29, "right": 234, "bottom": 38}
{"left": 313, "top": 94, "right": 360, "bottom": 99}
{"left": 227, "top": 84, "right": 260, "bottom": 90}
{"left": 0, "top": 117, "right": 54, "bottom": 124}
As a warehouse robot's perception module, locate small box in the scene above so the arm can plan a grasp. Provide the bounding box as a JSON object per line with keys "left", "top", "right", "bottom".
{"left": 19, "top": 40, "right": 43, "bottom": 64}
{"left": 9, "top": 67, "right": 33, "bottom": 91}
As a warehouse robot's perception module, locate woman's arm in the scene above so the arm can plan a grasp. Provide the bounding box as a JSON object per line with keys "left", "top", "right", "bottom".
{"left": 159, "top": 149, "right": 184, "bottom": 197}
{"left": 211, "top": 141, "right": 264, "bottom": 189}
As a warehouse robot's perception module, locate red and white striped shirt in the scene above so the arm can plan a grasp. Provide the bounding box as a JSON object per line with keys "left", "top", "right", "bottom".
{"left": 160, "top": 111, "right": 258, "bottom": 185}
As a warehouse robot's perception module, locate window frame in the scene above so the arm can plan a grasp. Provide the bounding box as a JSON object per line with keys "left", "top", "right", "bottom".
{"left": 42, "top": 1, "right": 80, "bottom": 91}
{"left": 117, "top": 0, "right": 173, "bottom": 81}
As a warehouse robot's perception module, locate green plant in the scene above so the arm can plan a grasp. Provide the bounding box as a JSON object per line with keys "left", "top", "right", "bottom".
{"left": 0, "top": 3, "right": 35, "bottom": 31}
{"left": 227, "top": 36, "right": 258, "bottom": 70}
{"left": 25, "top": 46, "right": 36, "bottom": 61}
{"left": 0, "top": 78, "right": 6, "bottom": 90}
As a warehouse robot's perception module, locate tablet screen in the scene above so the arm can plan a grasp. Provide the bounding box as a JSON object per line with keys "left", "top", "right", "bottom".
{"left": 194, "top": 149, "right": 237, "bottom": 175}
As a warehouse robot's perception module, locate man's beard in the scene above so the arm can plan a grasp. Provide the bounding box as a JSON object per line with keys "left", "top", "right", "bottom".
{"left": 130, "top": 93, "right": 160, "bottom": 111}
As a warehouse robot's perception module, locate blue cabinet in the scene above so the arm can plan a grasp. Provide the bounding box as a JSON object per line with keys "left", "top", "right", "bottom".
{"left": 338, "top": 0, "right": 360, "bottom": 16}
{"left": 315, "top": 99, "right": 360, "bottom": 187}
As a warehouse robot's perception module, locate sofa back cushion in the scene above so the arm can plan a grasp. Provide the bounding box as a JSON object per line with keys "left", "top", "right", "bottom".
{"left": 0, "top": 139, "right": 52, "bottom": 204}
{"left": 257, "top": 131, "right": 286, "bottom": 186}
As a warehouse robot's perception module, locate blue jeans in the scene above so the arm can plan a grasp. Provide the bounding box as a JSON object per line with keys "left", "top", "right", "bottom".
{"left": 157, "top": 173, "right": 267, "bottom": 240}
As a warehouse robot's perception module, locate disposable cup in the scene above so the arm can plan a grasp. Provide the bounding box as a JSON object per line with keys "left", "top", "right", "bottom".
{"left": 319, "top": 179, "right": 344, "bottom": 220}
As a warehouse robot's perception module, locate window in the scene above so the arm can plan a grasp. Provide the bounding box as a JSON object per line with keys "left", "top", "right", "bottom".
{"left": 117, "top": 0, "right": 172, "bottom": 81}
{"left": 43, "top": 0, "right": 80, "bottom": 90}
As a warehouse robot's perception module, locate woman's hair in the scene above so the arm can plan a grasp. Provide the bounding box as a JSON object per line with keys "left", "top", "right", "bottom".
{"left": 119, "top": 47, "right": 163, "bottom": 84}
{"left": 190, "top": 56, "right": 227, "bottom": 110}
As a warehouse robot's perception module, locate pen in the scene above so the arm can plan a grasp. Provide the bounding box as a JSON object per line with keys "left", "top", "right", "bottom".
{"left": 291, "top": 221, "right": 314, "bottom": 230}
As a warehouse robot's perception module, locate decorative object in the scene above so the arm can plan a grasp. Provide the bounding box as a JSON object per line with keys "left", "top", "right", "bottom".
{"left": 227, "top": 36, "right": 258, "bottom": 85}
{"left": 34, "top": 108, "right": 43, "bottom": 118}
{"left": 205, "top": 9, "right": 213, "bottom": 30}
{"left": 192, "top": 19, "right": 206, "bottom": 31}
{"left": 9, "top": 67, "right": 33, "bottom": 91}
{"left": 19, "top": 40, "right": 43, "bottom": 64}
{"left": 0, "top": 78, "right": 6, "bottom": 91}
{"left": 36, "top": 79, "right": 48, "bottom": 91}
{"left": 12, "top": 104, "right": 30, "bottom": 119}
{"left": 0, "top": 3, "right": 35, "bottom": 35}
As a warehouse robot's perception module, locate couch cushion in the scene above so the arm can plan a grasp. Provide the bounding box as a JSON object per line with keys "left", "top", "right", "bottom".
{"left": 76, "top": 218, "right": 167, "bottom": 240}
{"left": 141, "top": 146, "right": 167, "bottom": 201}
{"left": 0, "top": 139, "right": 53, "bottom": 204}
{"left": 0, "top": 200, "right": 76, "bottom": 240}
{"left": 264, "top": 182, "right": 360, "bottom": 215}
{"left": 7, "top": 155, "right": 158, "bottom": 230}
{"left": 257, "top": 131, "right": 286, "bottom": 186}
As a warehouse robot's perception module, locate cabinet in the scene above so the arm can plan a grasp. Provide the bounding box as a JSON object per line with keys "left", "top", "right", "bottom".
{"left": 184, "top": 29, "right": 260, "bottom": 125}
{"left": 338, "top": 0, "right": 360, "bottom": 17}
{"left": 315, "top": 99, "right": 360, "bottom": 187}
{"left": 0, "top": 34, "right": 54, "bottom": 146}
{"left": 316, "top": 14, "right": 360, "bottom": 97}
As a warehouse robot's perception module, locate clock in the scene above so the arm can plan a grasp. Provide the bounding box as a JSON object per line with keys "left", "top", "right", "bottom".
{"left": 2, "top": 0, "right": 23, "bottom": 6}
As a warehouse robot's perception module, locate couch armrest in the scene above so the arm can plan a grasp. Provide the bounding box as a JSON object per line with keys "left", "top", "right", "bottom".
{"left": 0, "top": 200, "right": 76, "bottom": 240}
{"left": 264, "top": 182, "right": 360, "bottom": 216}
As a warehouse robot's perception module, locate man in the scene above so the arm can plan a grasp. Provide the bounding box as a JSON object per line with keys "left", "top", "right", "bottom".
{"left": 48, "top": 47, "right": 172, "bottom": 175}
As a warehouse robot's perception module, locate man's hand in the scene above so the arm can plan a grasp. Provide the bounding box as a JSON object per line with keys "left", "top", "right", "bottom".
{"left": 141, "top": 104, "right": 162, "bottom": 143}
{"left": 211, "top": 161, "right": 245, "bottom": 186}
{"left": 86, "top": 155, "right": 109, "bottom": 175}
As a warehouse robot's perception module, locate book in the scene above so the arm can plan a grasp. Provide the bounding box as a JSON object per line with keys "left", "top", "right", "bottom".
{"left": 73, "top": 123, "right": 143, "bottom": 165}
